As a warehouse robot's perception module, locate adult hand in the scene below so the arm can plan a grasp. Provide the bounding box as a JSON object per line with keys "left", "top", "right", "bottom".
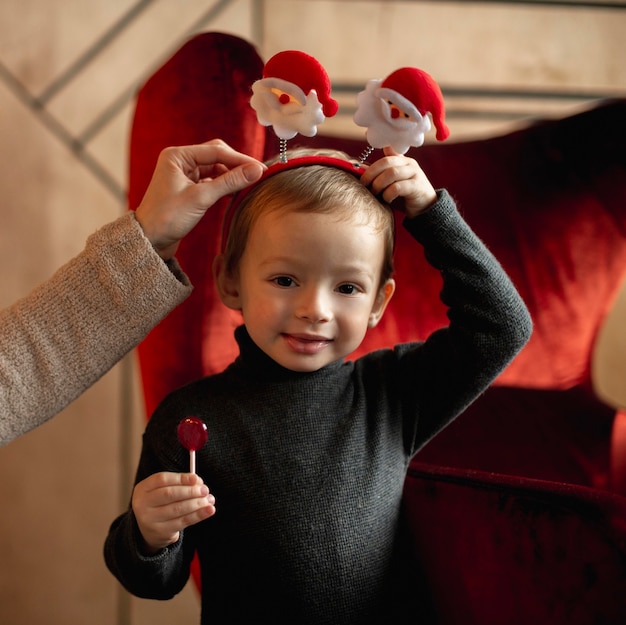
{"left": 135, "top": 139, "right": 266, "bottom": 260}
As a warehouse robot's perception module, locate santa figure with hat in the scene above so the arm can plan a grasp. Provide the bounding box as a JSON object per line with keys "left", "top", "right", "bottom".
{"left": 250, "top": 50, "right": 338, "bottom": 140}
{"left": 354, "top": 66, "right": 450, "bottom": 155}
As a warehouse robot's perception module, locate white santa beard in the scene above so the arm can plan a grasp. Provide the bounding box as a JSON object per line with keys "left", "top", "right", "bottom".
{"left": 354, "top": 81, "right": 433, "bottom": 152}
{"left": 361, "top": 105, "right": 431, "bottom": 152}
{"left": 251, "top": 82, "right": 325, "bottom": 140}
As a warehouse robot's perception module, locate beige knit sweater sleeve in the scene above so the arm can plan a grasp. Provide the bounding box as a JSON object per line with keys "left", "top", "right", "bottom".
{"left": 0, "top": 212, "right": 193, "bottom": 447}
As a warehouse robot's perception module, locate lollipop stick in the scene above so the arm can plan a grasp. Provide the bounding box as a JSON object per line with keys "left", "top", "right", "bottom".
{"left": 190, "top": 450, "right": 196, "bottom": 474}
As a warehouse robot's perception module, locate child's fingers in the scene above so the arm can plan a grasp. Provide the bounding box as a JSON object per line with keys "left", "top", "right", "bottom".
{"left": 160, "top": 493, "right": 215, "bottom": 523}
{"left": 382, "top": 146, "right": 401, "bottom": 157}
{"left": 379, "top": 178, "right": 414, "bottom": 204}
{"left": 150, "top": 482, "right": 211, "bottom": 508}
{"left": 365, "top": 160, "right": 419, "bottom": 198}
{"left": 133, "top": 472, "right": 216, "bottom": 522}
{"left": 142, "top": 471, "right": 203, "bottom": 489}
{"left": 360, "top": 154, "right": 403, "bottom": 187}
{"left": 136, "top": 486, "right": 215, "bottom": 531}
{"left": 136, "top": 497, "right": 216, "bottom": 553}
{"left": 171, "top": 502, "right": 216, "bottom": 528}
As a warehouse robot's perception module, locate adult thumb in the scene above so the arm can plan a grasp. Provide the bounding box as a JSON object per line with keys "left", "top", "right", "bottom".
{"left": 241, "top": 162, "right": 266, "bottom": 183}
{"left": 193, "top": 162, "right": 265, "bottom": 209}
{"left": 220, "top": 162, "right": 265, "bottom": 195}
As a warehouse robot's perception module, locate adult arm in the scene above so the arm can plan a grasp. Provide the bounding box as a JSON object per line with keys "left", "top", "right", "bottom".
{"left": 0, "top": 140, "right": 265, "bottom": 446}
{"left": 0, "top": 213, "right": 191, "bottom": 446}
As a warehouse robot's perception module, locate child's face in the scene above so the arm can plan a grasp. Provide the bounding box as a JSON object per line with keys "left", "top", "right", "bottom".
{"left": 226, "top": 206, "right": 394, "bottom": 372}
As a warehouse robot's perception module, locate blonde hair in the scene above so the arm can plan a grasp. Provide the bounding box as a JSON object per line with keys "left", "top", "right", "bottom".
{"left": 222, "top": 149, "right": 395, "bottom": 289}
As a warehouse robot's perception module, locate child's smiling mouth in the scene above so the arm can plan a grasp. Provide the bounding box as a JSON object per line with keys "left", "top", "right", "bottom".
{"left": 282, "top": 333, "right": 333, "bottom": 354}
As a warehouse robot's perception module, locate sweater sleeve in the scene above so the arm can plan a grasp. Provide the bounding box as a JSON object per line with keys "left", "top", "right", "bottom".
{"left": 398, "top": 190, "right": 533, "bottom": 453}
{"left": 103, "top": 509, "right": 193, "bottom": 600}
{"left": 0, "top": 212, "right": 192, "bottom": 447}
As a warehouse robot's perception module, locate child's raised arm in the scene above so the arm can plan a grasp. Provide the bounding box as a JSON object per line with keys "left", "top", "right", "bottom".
{"left": 359, "top": 147, "right": 437, "bottom": 218}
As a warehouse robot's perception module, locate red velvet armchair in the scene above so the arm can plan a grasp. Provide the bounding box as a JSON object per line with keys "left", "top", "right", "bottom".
{"left": 128, "top": 32, "right": 626, "bottom": 623}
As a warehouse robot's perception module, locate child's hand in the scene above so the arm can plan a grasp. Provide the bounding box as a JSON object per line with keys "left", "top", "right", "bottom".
{"left": 360, "top": 147, "right": 437, "bottom": 218}
{"left": 131, "top": 471, "right": 216, "bottom": 554}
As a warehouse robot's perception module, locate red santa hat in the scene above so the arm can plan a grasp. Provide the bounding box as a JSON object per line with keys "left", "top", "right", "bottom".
{"left": 381, "top": 67, "right": 450, "bottom": 141}
{"left": 262, "top": 50, "right": 339, "bottom": 118}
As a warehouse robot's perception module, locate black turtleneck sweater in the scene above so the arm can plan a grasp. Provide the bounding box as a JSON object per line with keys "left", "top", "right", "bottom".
{"left": 104, "top": 190, "right": 532, "bottom": 624}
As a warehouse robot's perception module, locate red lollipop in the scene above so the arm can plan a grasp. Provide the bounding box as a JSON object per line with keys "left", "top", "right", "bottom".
{"left": 177, "top": 417, "right": 208, "bottom": 473}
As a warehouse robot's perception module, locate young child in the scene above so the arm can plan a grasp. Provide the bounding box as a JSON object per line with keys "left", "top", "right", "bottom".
{"left": 104, "top": 146, "right": 532, "bottom": 624}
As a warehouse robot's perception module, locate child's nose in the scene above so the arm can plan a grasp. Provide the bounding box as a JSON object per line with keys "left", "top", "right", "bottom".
{"left": 296, "top": 287, "right": 331, "bottom": 323}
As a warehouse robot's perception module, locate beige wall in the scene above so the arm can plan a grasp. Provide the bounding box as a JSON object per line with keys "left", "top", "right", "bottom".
{"left": 0, "top": 1, "right": 624, "bottom": 624}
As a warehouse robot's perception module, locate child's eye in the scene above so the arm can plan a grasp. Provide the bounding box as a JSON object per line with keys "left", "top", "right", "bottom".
{"left": 274, "top": 276, "right": 295, "bottom": 287}
{"left": 337, "top": 284, "right": 359, "bottom": 295}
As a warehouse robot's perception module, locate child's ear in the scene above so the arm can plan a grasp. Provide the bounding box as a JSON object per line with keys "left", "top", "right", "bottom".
{"left": 213, "top": 254, "right": 242, "bottom": 310}
{"left": 368, "top": 279, "right": 395, "bottom": 328}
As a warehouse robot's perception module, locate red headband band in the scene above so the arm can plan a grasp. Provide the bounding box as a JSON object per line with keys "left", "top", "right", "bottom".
{"left": 220, "top": 155, "right": 366, "bottom": 253}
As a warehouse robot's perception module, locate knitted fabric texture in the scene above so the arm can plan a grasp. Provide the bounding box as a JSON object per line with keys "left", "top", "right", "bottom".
{"left": 0, "top": 212, "right": 191, "bottom": 446}
{"left": 104, "top": 191, "right": 531, "bottom": 624}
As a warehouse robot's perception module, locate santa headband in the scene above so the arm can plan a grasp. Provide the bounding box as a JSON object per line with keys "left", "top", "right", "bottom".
{"left": 221, "top": 155, "right": 366, "bottom": 252}
{"left": 221, "top": 51, "right": 449, "bottom": 249}
{"left": 250, "top": 50, "right": 449, "bottom": 162}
